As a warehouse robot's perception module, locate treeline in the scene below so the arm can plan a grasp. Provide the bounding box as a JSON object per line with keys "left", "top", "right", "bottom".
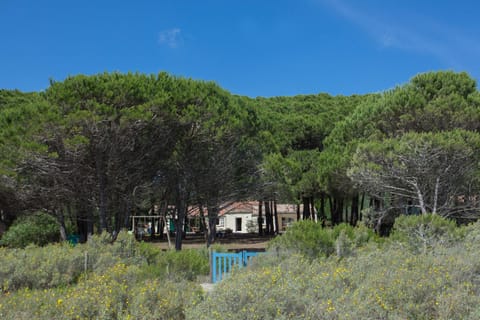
{"left": 1, "top": 71, "right": 480, "bottom": 248}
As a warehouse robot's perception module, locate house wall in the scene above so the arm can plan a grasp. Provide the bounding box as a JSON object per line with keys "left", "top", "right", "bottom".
{"left": 223, "top": 213, "right": 252, "bottom": 233}
{"left": 277, "top": 212, "right": 297, "bottom": 232}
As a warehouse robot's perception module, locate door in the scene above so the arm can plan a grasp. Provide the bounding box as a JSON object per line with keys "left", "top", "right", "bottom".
{"left": 235, "top": 217, "right": 242, "bottom": 232}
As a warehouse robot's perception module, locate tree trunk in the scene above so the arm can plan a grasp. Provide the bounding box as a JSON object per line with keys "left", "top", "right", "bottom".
{"left": 207, "top": 205, "right": 218, "bottom": 247}
{"left": 310, "top": 196, "right": 315, "bottom": 221}
{"left": 344, "top": 202, "right": 349, "bottom": 223}
{"left": 374, "top": 198, "right": 382, "bottom": 211}
{"left": 123, "top": 197, "right": 132, "bottom": 230}
{"left": 413, "top": 181, "right": 427, "bottom": 214}
{"left": 174, "top": 214, "right": 183, "bottom": 251}
{"left": 320, "top": 193, "right": 326, "bottom": 226}
{"left": 160, "top": 202, "right": 171, "bottom": 248}
{"left": 332, "top": 197, "right": 344, "bottom": 225}
{"left": 264, "top": 201, "right": 272, "bottom": 235}
{"left": 159, "top": 217, "right": 164, "bottom": 240}
{"left": 328, "top": 196, "right": 333, "bottom": 224}
{"left": 359, "top": 193, "right": 365, "bottom": 221}
{"left": 273, "top": 200, "right": 279, "bottom": 234}
{"left": 350, "top": 194, "right": 359, "bottom": 226}
{"left": 199, "top": 205, "right": 208, "bottom": 245}
{"left": 95, "top": 152, "right": 108, "bottom": 233}
{"left": 147, "top": 199, "right": 155, "bottom": 240}
{"left": 56, "top": 209, "right": 67, "bottom": 241}
{"left": 433, "top": 177, "right": 440, "bottom": 214}
{"left": 296, "top": 203, "right": 300, "bottom": 221}
{"left": 183, "top": 214, "right": 188, "bottom": 240}
{"left": 302, "top": 197, "right": 311, "bottom": 220}
{"left": 258, "top": 201, "right": 263, "bottom": 236}
{"left": 175, "top": 201, "right": 186, "bottom": 250}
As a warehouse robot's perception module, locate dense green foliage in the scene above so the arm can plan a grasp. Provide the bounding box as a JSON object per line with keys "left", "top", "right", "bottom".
{"left": 349, "top": 130, "right": 480, "bottom": 217}
{"left": 140, "top": 247, "right": 209, "bottom": 281}
{"left": 2, "top": 70, "right": 480, "bottom": 245}
{"left": 268, "top": 220, "right": 377, "bottom": 258}
{"left": 0, "top": 212, "right": 60, "bottom": 248}
{"left": 3, "top": 68, "right": 480, "bottom": 319}
{"left": 390, "top": 213, "right": 462, "bottom": 253}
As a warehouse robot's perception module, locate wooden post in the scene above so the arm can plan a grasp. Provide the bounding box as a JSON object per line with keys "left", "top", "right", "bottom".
{"left": 84, "top": 251, "right": 88, "bottom": 279}
{"left": 209, "top": 246, "right": 213, "bottom": 283}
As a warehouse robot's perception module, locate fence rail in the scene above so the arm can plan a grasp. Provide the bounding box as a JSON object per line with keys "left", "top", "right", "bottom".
{"left": 211, "top": 250, "right": 259, "bottom": 283}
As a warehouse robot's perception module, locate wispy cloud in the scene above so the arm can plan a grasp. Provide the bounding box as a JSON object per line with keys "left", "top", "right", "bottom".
{"left": 316, "top": 0, "right": 480, "bottom": 70}
{"left": 158, "top": 28, "right": 183, "bottom": 48}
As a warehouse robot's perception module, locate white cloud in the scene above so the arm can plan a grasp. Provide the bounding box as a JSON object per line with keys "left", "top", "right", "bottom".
{"left": 158, "top": 28, "right": 183, "bottom": 48}
{"left": 316, "top": 0, "right": 480, "bottom": 70}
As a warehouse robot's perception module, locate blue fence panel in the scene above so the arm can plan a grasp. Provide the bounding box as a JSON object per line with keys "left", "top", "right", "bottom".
{"left": 242, "top": 251, "right": 259, "bottom": 266}
{"left": 211, "top": 251, "right": 260, "bottom": 283}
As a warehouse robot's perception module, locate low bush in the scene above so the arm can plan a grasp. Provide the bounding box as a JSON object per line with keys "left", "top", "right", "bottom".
{"left": 187, "top": 230, "right": 480, "bottom": 319}
{"left": 141, "top": 249, "right": 209, "bottom": 281}
{"left": 390, "top": 213, "right": 461, "bottom": 253}
{"left": 5, "top": 217, "right": 480, "bottom": 319}
{"left": 0, "top": 229, "right": 210, "bottom": 293}
{"left": 0, "top": 243, "right": 84, "bottom": 292}
{"left": 0, "top": 263, "right": 202, "bottom": 320}
{"left": 268, "top": 220, "right": 378, "bottom": 258}
{"left": 0, "top": 231, "right": 206, "bottom": 319}
{"left": 0, "top": 230, "right": 147, "bottom": 292}
{"left": 268, "top": 220, "right": 335, "bottom": 258}
{"left": 0, "top": 212, "right": 60, "bottom": 248}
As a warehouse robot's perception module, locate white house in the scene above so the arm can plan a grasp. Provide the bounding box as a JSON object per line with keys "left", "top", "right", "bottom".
{"left": 217, "top": 202, "right": 256, "bottom": 233}
{"left": 215, "top": 201, "right": 313, "bottom": 234}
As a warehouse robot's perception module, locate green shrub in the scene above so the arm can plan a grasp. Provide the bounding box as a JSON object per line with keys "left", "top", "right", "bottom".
{"left": 187, "top": 234, "right": 480, "bottom": 320}
{"left": 128, "top": 279, "right": 203, "bottom": 320}
{"left": 268, "top": 220, "right": 335, "bottom": 258}
{"left": 0, "top": 230, "right": 148, "bottom": 292}
{"left": 268, "top": 220, "right": 377, "bottom": 259}
{"left": 84, "top": 231, "right": 146, "bottom": 274}
{"left": 0, "top": 212, "right": 60, "bottom": 248}
{"left": 137, "top": 240, "right": 162, "bottom": 264}
{"left": 0, "top": 243, "right": 85, "bottom": 292}
{"left": 3, "top": 222, "right": 480, "bottom": 319}
{"left": 142, "top": 249, "right": 209, "bottom": 281}
{"left": 391, "top": 213, "right": 460, "bottom": 253}
{"left": 0, "top": 263, "right": 203, "bottom": 320}
{"left": 208, "top": 243, "right": 229, "bottom": 253}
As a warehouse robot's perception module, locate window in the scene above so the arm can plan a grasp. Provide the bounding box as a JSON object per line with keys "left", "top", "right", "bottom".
{"left": 216, "top": 217, "right": 225, "bottom": 228}
{"left": 235, "top": 217, "right": 242, "bottom": 232}
{"left": 281, "top": 217, "right": 294, "bottom": 230}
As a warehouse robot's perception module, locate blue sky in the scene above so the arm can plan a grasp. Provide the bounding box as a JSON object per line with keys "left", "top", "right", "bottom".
{"left": 1, "top": 0, "right": 480, "bottom": 97}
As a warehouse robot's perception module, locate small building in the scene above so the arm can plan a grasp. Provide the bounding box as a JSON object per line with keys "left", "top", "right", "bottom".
{"left": 155, "top": 201, "right": 314, "bottom": 236}
{"left": 216, "top": 201, "right": 310, "bottom": 234}
{"left": 217, "top": 202, "right": 257, "bottom": 233}
{"left": 275, "top": 204, "right": 298, "bottom": 232}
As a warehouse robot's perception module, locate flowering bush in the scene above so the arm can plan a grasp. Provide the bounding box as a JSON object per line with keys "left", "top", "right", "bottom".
{"left": 3, "top": 216, "right": 480, "bottom": 319}
{"left": 0, "top": 263, "right": 202, "bottom": 320}
{"left": 0, "top": 230, "right": 146, "bottom": 292}
{"left": 187, "top": 218, "right": 480, "bottom": 319}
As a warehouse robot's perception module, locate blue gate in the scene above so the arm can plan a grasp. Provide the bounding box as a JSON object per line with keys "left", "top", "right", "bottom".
{"left": 211, "top": 251, "right": 259, "bottom": 283}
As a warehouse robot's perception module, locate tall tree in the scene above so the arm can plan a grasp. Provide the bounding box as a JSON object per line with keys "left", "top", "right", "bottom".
{"left": 348, "top": 130, "right": 480, "bottom": 219}
{"left": 321, "top": 71, "right": 480, "bottom": 227}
